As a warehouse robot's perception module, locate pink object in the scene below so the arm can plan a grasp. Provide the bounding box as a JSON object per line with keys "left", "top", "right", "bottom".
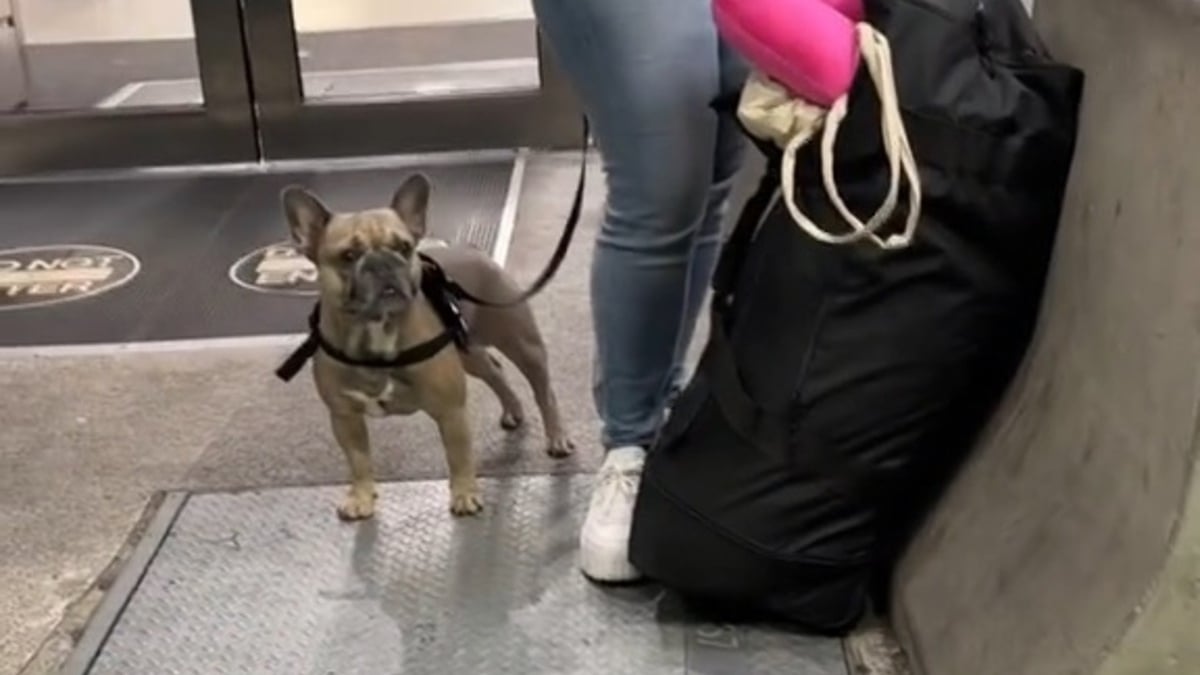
{"left": 714, "top": 0, "right": 864, "bottom": 107}
{"left": 821, "top": 0, "right": 864, "bottom": 19}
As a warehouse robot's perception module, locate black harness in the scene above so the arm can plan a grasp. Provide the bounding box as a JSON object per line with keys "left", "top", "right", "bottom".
{"left": 274, "top": 118, "right": 589, "bottom": 382}
{"left": 274, "top": 256, "right": 470, "bottom": 381}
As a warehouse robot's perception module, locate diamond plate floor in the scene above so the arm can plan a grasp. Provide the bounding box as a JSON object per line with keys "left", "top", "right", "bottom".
{"left": 71, "top": 476, "right": 848, "bottom": 675}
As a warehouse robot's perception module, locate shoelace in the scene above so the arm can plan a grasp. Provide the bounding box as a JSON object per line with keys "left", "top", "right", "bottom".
{"left": 593, "top": 465, "right": 639, "bottom": 512}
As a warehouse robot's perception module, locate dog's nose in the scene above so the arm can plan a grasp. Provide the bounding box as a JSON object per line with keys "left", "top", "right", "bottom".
{"left": 361, "top": 251, "right": 393, "bottom": 274}
{"left": 355, "top": 252, "right": 409, "bottom": 303}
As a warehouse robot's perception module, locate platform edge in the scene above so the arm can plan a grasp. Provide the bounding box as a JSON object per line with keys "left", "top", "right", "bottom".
{"left": 58, "top": 491, "right": 190, "bottom": 675}
{"left": 492, "top": 147, "right": 529, "bottom": 268}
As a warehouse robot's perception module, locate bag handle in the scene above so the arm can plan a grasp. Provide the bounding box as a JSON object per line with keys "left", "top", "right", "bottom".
{"left": 777, "top": 23, "right": 922, "bottom": 249}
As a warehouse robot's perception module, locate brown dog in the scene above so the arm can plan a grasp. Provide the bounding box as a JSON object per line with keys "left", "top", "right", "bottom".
{"left": 282, "top": 174, "right": 573, "bottom": 519}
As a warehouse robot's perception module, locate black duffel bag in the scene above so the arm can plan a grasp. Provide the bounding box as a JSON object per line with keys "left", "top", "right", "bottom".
{"left": 628, "top": 0, "right": 1085, "bottom": 634}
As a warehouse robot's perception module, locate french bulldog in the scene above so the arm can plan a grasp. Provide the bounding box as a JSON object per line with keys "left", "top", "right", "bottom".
{"left": 282, "top": 174, "right": 573, "bottom": 519}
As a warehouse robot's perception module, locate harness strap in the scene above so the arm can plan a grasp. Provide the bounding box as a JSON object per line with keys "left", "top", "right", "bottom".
{"left": 274, "top": 332, "right": 318, "bottom": 382}
{"left": 277, "top": 303, "right": 458, "bottom": 380}
{"left": 275, "top": 256, "right": 472, "bottom": 381}
{"left": 274, "top": 306, "right": 458, "bottom": 382}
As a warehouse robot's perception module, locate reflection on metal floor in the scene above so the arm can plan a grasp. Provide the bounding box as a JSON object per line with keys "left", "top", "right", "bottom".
{"left": 65, "top": 476, "right": 848, "bottom": 675}
{"left": 0, "top": 155, "right": 515, "bottom": 347}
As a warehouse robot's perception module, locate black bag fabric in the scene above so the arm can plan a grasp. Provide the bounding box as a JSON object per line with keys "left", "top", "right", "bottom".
{"left": 628, "top": 0, "right": 1085, "bottom": 634}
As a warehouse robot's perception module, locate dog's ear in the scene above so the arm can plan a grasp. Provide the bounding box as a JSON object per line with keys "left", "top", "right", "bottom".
{"left": 281, "top": 185, "right": 331, "bottom": 260}
{"left": 391, "top": 174, "right": 431, "bottom": 239}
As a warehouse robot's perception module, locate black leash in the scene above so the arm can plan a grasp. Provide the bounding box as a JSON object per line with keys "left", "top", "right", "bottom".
{"left": 439, "top": 118, "right": 590, "bottom": 308}
{"left": 275, "top": 117, "right": 590, "bottom": 381}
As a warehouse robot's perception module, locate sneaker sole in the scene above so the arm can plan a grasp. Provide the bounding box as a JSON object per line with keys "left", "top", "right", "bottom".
{"left": 580, "top": 568, "right": 650, "bottom": 586}
{"left": 579, "top": 533, "right": 644, "bottom": 584}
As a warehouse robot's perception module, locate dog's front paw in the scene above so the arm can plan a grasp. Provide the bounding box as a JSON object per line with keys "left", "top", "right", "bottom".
{"left": 337, "top": 489, "right": 377, "bottom": 521}
{"left": 449, "top": 488, "right": 484, "bottom": 517}
{"left": 546, "top": 434, "right": 575, "bottom": 458}
{"left": 500, "top": 410, "right": 525, "bottom": 431}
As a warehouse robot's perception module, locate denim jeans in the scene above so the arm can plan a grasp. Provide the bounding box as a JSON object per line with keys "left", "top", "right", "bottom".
{"left": 532, "top": 0, "right": 748, "bottom": 449}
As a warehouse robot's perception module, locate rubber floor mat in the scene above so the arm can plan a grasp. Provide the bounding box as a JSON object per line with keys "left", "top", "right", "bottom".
{"left": 0, "top": 158, "right": 514, "bottom": 346}
{"left": 67, "top": 476, "right": 848, "bottom": 675}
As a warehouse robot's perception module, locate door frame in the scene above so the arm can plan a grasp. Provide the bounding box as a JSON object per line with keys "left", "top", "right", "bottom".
{"left": 240, "top": 0, "right": 581, "bottom": 160}
{"left": 0, "top": 0, "right": 257, "bottom": 177}
{"left": 0, "top": 0, "right": 582, "bottom": 178}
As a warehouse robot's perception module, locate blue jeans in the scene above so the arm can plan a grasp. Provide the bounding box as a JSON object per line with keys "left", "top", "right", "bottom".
{"left": 532, "top": 0, "right": 748, "bottom": 449}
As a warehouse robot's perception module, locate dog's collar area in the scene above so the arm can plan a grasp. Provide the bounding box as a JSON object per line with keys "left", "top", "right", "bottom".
{"left": 273, "top": 306, "right": 457, "bottom": 381}
{"left": 275, "top": 257, "right": 471, "bottom": 382}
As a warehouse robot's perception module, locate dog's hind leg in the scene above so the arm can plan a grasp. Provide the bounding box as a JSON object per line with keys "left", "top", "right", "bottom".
{"left": 461, "top": 346, "right": 526, "bottom": 431}
{"left": 498, "top": 334, "right": 575, "bottom": 458}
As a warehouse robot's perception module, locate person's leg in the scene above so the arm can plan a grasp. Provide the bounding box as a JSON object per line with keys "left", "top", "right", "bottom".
{"left": 667, "top": 40, "right": 750, "bottom": 401}
{"left": 532, "top": 0, "right": 746, "bottom": 581}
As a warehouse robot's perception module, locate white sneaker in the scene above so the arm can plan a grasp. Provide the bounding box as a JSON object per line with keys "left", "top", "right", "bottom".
{"left": 579, "top": 445, "right": 646, "bottom": 582}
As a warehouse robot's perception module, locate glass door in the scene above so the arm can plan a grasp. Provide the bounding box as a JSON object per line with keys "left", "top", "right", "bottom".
{"left": 0, "top": 0, "right": 257, "bottom": 176}
{"left": 0, "top": 0, "right": 578, "bottom": 177}
{"left": 240, "top": 0, "right": 581, "bottom": 160}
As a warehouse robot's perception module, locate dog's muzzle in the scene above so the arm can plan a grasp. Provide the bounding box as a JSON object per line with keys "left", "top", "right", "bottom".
{"left": 347, "top": 251, "right": 417, "bottom": 320}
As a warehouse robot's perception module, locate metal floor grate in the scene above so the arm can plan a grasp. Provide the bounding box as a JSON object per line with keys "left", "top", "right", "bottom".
{"left": 66, "top": 476, "right": 849, "bottom": 675}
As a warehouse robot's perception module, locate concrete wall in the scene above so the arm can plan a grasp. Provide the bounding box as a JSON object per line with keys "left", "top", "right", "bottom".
{"left": 891, "top": 1, "right": 1200, "bottom": 674}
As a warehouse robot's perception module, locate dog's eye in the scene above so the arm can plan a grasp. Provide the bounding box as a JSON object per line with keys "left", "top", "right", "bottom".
{"left": 395, "top": 241, "right": 413, "bottom": 257}
{"left": 340, "top": 249, "right": 360, "bottom": 264}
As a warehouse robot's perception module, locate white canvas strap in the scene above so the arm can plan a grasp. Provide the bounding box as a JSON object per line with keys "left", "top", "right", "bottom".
{"left": 737, "top": 23, "right": 922, "bottom": 249}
